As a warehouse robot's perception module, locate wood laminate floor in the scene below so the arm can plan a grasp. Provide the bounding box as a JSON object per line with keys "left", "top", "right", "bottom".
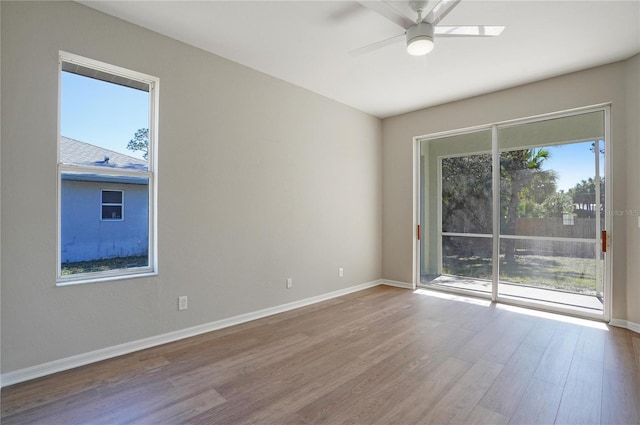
{"left": 2, "top": 285, "right": 639, "bottom": 424}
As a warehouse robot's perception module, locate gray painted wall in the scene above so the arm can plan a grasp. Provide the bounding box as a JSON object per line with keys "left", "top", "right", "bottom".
{"left": 382, "top": 56, "right": 640, "bottom": 324}
{"left": 625, "top": 54, "right": 640, "bottom": 325}
{"left": 1, "top": 1, "right": 382, "bottom": 373}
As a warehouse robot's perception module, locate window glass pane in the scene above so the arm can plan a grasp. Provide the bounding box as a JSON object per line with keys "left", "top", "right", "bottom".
{"left": 442, "top": 153, "right": 492, "bottom": 234}
{"left": 498, "top": 141, "right": 602, "bottom": 237}
{"left": 61, "top": 174, "right": 149, "bottom": 275}
{"left": 102, "top": 190, "right": 122, "bottom": 204}
{"left": 442, "top": 236, "right": 493, "bottom": 281}
{"left": 102, "top": 206, "right": 123, "bottom": 220}
{"left": 498, "top": 111, "right": 604, "bottom": 151}
{"left": 421, "top": 129, "right": 492, "bottom": 285}
{"left": 61, "top": 70, "right": 150, "bottom": 171}
{"left": 498, "top": 112, "right": 604, "bottom": 239}
{"left": 498, "top": 239, "right": 602, "bottom": 311}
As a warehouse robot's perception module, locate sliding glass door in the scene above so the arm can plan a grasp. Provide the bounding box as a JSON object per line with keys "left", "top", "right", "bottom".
{"left": 497, "top": 111, "right": 606, "bottom": 314}
{"left": 418, "top": 107, "right": 609, "bottom": 319}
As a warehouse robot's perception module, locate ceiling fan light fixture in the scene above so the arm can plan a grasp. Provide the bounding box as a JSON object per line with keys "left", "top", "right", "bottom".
{"left": 406, "top": 22, "right": 434, "bottom": 56}
{"left": 407, "top": 37, "right": 434, "bottom": 55}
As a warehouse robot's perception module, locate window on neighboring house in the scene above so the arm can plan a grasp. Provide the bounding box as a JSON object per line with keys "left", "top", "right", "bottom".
{"left": 101, "top": 190, "right": 124, "bottom": 220}
{"left": 58, "top": 52, "right": 158, "bottom": 284}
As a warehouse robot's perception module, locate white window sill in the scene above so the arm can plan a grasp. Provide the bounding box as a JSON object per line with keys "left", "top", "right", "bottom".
{"left": 56, "top": 269, "right": 157, "bottom": 286}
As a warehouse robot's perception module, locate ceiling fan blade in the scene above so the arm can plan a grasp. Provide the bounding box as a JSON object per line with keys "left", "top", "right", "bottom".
{"left": 349, "top": 33, "right": 405, "bottom": 56}
{"left": 435, "top": 25, "right": 505, "bottom": 37}
{"left": 357, "top": 1, "right": 415, "bottom": 29}
{"left": 424, "top": 0, "right": 461, "bottom": 26}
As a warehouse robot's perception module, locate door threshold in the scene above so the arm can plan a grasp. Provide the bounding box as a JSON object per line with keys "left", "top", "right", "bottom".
{"left": 419, "top": 275, "right": 604, "bottom": 320}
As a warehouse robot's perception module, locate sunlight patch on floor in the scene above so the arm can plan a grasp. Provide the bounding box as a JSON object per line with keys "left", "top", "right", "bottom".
{"left": 413, "top": 288, "right": 492, "bottom": 307}
{"left": 495, "top": 303, "right": 609, "bottom": 330}
{"left": 413, "top": 287, "right": 609, "bottom": 331}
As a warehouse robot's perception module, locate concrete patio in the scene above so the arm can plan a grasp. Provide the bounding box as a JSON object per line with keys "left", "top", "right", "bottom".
{"left": 420, "top": 275, "right": 603, "bottom": 313}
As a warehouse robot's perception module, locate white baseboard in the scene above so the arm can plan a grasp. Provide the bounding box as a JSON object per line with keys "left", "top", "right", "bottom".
{"left": 1, "top": 279, "right": 383, "bottom": 388}
{"left": 380, "top": 279, "right": 414, "bottom": 289}
{"left": 609, "top": 318, "right": 640, "bottom": 334}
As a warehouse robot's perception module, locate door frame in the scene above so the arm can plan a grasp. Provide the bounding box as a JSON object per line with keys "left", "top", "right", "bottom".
{"left": 413, "top": 104, "right": 612, "bottom": 321}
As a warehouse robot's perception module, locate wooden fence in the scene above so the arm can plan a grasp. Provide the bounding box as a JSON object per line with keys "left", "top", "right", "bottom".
{"left": 515, "top": 217, "right": 597, "bottom": 239}
{"left": 513, "top": 218, "right": 598, "bottom": 258}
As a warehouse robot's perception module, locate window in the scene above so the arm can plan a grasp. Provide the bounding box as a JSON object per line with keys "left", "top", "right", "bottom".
{"left": 57, "top": 52, "right": 158, "bottom": 284}
{"left": 101, "top": 190, "right": 124, "bottom": 221}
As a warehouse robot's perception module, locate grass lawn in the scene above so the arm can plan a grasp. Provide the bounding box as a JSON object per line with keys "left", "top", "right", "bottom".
{"left": 61, "top": 255, "right": 148, "bottom": 275}
{"left": 443, "top": 253, "right": 599, "bottom": 294}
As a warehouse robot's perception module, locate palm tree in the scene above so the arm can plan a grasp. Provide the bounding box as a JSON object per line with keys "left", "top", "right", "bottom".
{"left": 568, "top": 177, "right": 604, "bottom": 218}
{"left": 501, "top": 148, "right": 551, "bottom": 262}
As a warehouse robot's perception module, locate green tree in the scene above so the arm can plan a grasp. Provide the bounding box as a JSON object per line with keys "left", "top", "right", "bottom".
{"left": 541, "top": 190, "right": 574, "bottom": 217}
{"left": 441, "top": 154, "right": 493, "bottom": 234}
{"left": 441, "top": 154, "right": 493, "bottom": 259}
{"left": 439, "top": 148, "right": 555, "bottom": 263}
{"left": 568, "top": 177, "right": 604, "bottom": 218}
{"left": 518, "top": 199, "right": 545, "bottom": 218}
{"left": 500, "top": 148, "right": 553, "bottom": 262}
{"left": 127, "top": 128, "right": 149, "bottom": 159}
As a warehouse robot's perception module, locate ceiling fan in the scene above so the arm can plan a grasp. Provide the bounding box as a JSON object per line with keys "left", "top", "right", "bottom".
{"left": 351, "top": 0, "right": 504, "bottom": 56}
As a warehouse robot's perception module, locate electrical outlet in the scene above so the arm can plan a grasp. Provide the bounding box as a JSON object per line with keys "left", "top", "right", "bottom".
{"left": 286, "top": 278, "right": 293, "bottom": 289}
{"left": 339, "top": 267, "right": 344, "bottom": 277}
{"left": 178, "top": 296, "right": 188, "bottom": 310}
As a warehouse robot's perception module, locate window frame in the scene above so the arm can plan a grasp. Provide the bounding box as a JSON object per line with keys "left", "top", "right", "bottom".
{"left": 57, "top": 51, "right": 159, "bottom": 285}
{"left": 100, "top": 189, "right": 125, "bottom": 221}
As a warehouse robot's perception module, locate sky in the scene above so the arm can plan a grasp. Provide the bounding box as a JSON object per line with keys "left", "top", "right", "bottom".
{"left": 540, "top": 141, "right": 604, "bottom": 193}
{"left": 61, "top": 71, "right": 149, "bottom": 160}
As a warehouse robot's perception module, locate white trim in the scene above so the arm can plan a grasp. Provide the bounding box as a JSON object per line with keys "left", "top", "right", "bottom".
{"left": 495, "top": 293, "right": 605, "bottom": 321}
{"left": 413, "top": 136, "right": 420, "bottom": 287}
{"left": 603, "top": 105, "right": 612, "bottom": 322}
{"left": 491, "top": 124, "right": 499, "bottom": 302}
{"left": 417, "top": 281, "right": 493, "bottom": 301}
{"left": 437, "top": 156, "right": 443, "bottom": 275}
{"left": 417, "top": 123, "right": 493, "bottom": 144}
{"left": 442, "top": 232, "right": 492, "bottom": 239}
{"left": 56, "top": 270, "right": 157, "bottom": 287}
{"left": 60, "top": 163, "right": 151, "bottom": 177}
{"left": 498, "top": 234, "right": 596, "bottom": 244}
{"left": 60, "top": 51, "right": 158, "bottom": 86}
{"left": 497, "top": 136, "right": 601, "bottom": 153}
{"left": 381, "top": 279, "right": 414, "bottom": 289}
{"left": 1, "top": 280, "right": 383, "bottom": 388}
{"left": 495, "top": 104, "right": 610, "bottom": 130}
{"left": 609, "top": 319, "right": 640, "bottom": 334}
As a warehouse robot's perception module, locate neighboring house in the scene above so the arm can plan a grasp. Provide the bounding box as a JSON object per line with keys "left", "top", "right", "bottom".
{"left": 60, "top": 136, "right": 149, "bottom": 263}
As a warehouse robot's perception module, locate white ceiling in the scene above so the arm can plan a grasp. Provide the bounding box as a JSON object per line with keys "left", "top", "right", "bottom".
{"left": 80, "top": 1, "right": 640, "bottom": 119}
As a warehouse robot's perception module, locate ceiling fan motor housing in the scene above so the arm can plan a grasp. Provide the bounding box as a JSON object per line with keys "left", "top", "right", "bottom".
{"left": 406, "top": 22, "right": 434, "bottom": 55}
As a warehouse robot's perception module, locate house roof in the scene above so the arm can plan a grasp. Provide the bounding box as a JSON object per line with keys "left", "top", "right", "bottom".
{"left": 60, "top": 136, "right": 147, "bottom": 171}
